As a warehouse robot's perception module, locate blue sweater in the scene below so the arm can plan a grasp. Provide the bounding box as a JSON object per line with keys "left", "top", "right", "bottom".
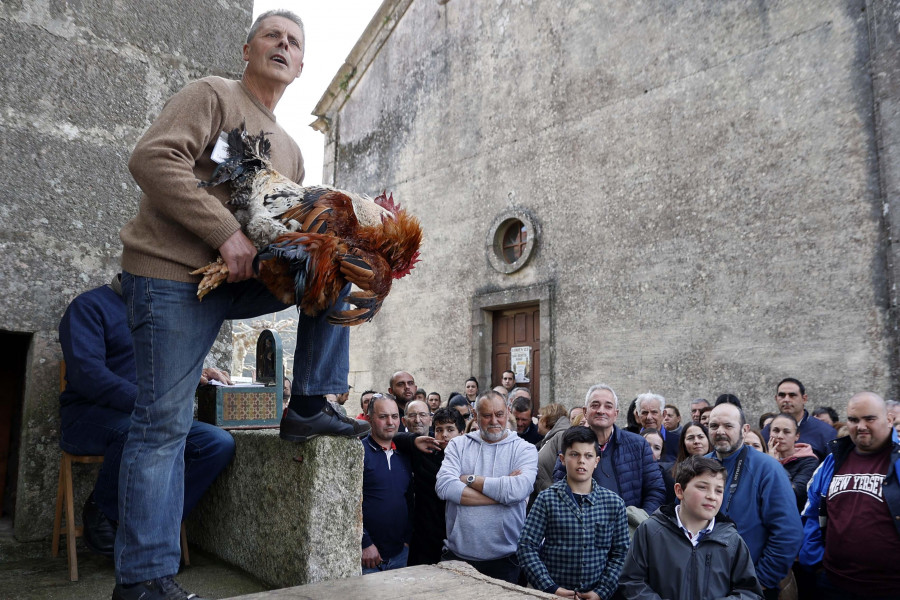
{"left": 58, "top": 285, "right": 138, "bottom": 425}
{"left": 553, "top": 426, "right": 666, "bottom": 514}
{"left": 361, "top": 435, "right": 412, "bottom": 558}
{"left": 708, "top": 446, "right": 802, "bottom": 589}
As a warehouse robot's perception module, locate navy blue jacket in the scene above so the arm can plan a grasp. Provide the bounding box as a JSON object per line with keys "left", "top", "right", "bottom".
{"left": 553, "top": 426, "right": 666, "bottom": 514}
{"left": 58, "top": 285, "right": 137, "bottom": 425}
{"left": 362, "top": 435, "right": 412, "bottom": 558}
{"left": 762, "top": 410, "right": 835, "bottom": 460}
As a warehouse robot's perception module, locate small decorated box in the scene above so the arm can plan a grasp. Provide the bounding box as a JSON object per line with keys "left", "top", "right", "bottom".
{"left": 197, "top": 329, "right": 283, "bottom": 429}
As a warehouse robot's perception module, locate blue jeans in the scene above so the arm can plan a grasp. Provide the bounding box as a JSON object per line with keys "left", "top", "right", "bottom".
{"left": 362, "top": 544, "right": 409, "bottom": 575}
{"left": 59, "top": 404, "right": 234, "bottom": 522}
{"left": 117, "top": 272, "right": 349, "bottom": 583}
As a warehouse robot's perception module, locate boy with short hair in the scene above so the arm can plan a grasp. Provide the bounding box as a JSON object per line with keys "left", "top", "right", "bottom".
{"left": 518, "top": 427, "right": 629, "bottom": 600}
{"left": 618, "top": 456, "right": 763, "bottom": 600}
{"left": 393, "top": 407, "right": 466, "bottom": 565}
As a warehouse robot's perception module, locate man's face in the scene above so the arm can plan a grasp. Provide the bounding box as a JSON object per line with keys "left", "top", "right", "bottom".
{"left": 389, "top": 372, "right": 417, "bottom": 404}
{"left": 243, "top": 16, "right": 304, "bottom": 86}
{"left": 511, "top": 390, "right": 531, "bottom": 410}
{"left": 707, "top": 405, "right": 747, "bottom": 457}
{"left": 513, "top": 409, "right": 533, "bottom": 434}
{"left": 403, "top": 400, "right": 432, "bottom": 436}
{"left": 561, "top": 442, "right": 600, "bottom": 485}
{"left": 569, "top": 406, "right": 584, "bottom": 421}
{"left": 434, "top": 420, "right": 461, "bottom": 444}
{"left": 847, "top": 394, "right": 892, "bottom": 454}
{"left": 426, "top": 393, "right": 441, "bottom": 411}
{"left": 360, "top": 393, "right": 374, "bottom": 415}
{"left": 585, "top": 390, "right": 618, "bottom": 432}
{"left": 776, "top": 382, "right": 807, "bottom": 418}
{"left": 675, "top": 472, "right": 725, "bottom": 525}
{"left": 477, "top": 396, "right": 509, "bottom": 443}
{"left": 814, "top": 412, "right": 834, "bottom": 426}
{"left": 663, "top": 407, "right": 681, "bottom": 431}
{"left": 690, "top": 401, "right": 709, "bottom": 423}
{"left": 636, "top": 401, "right": 662, "bottom": 430}
{"left": 501, "top": 371, "right": 515, "bottom": 390}
{"left": 369, "top": 398, "right": 400, "bottom": 445}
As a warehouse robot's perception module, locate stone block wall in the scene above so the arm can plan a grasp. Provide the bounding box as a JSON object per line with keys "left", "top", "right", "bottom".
{"left": 0, "top": 0, "right": 250, "bottom": 541}
{"left": 187, "top": 431, "right": 364, "bottom": 588}
{"left": 315, "top": 0, "right": 900, "bottom": 423}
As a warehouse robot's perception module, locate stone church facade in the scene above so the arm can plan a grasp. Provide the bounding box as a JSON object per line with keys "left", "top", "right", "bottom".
{"left": 314, "top": 0, "right": 900, "bottom": 418}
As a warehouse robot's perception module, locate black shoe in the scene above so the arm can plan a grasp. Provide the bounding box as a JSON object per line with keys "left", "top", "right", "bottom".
{"left": 279, "top": 403, "right": 370, "bottom": 442}
{"left": 83, "top": 492, "right": 116, "bottom": 558}
{"left": 112, "top": 576, "right": 207, "bottom": 600}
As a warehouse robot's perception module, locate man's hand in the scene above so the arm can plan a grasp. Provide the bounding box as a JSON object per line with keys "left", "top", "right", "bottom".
{"left": 361, "top": 544, "right": 382, "bottom": 569}
{"left": 200, "top": 367, "right": 231, "bottom": 386}
{"left": 553, "top": 588, "right": 576, "bottom": 598}
{"left": 509, "top": 469, "right": 522, "bottom": 477}
{"left": 219, "top": 230, "right": 257, "bottom": 282}
{"left": 414, "top": 436, "right": 442, "bottom": 454}
{"left": 574, "top": 591, "right": 601, "bottom": 600}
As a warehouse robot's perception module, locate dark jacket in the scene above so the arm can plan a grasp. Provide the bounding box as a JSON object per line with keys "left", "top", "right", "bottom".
{"left": 393, "top": 432, "right": 446, "bottom": 565}
{"left": 799, "top": 431, "right": 900, "bottom": 567}
{"left": 618, "top": 504, "right": 763, "bottom": 600}
{"left": 361, "top": 435, "right": 412, "bottom": 558}
{"left": 553, "top": 426, "right": 666, "bottom": 514}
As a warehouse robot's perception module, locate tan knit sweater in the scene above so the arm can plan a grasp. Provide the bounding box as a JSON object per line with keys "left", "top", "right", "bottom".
{"left": 120, "top": 77, "right": 304, "bottom": 282}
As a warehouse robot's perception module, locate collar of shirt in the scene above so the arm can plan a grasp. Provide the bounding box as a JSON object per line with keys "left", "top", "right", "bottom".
{"left": 675, "top": 505, "right": 715, "bottom": 547}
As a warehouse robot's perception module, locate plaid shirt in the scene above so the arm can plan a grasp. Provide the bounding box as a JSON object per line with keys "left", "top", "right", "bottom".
{"left": 517, "top": 479, "right": 629, "bottom": 599}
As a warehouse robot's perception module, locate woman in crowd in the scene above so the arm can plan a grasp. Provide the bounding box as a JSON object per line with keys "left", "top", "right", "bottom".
{"left": 669, "top": 424, "right": 710, "bottom": 479}
{"left": 642, "top": 428, "right": 677, "bottom": 506}
{"left": 743, "top": 429, "right": 768, "bottom": 453}
{"left": 767, "top": 413, "right": 818, "bottom": 511}
{"left": 698, "top": 406, "right": 713, "bottom": 428}
{"left": 464, "top": 377, "right": 479, "bottom": 405}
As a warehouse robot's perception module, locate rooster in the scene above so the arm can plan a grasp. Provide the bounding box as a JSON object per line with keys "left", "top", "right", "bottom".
{"left": 191, "top": 127, "right": 422, "bottom": 326}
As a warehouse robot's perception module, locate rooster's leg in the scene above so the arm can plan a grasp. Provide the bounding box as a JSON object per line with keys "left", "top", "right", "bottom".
{"left": 190, "top": 257, "right": 229, "bottom": 300}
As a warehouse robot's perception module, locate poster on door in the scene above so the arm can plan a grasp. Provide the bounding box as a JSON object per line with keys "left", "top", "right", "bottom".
{"left": 510, "top": 346, "right": 531, "bottom": 383}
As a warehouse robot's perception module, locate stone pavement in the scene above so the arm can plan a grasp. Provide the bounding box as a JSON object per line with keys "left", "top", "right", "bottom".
{"left": 0, "top": 517, "right": 267, "bottom": 600}
{"left": 225, "top": 562, "right": 553, "bottom": 600}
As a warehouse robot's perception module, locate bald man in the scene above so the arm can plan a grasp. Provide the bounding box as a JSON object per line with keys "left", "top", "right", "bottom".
{"left": 706, "top": 402, "right": 801, "bottom": 600}
{"left": 800, "top": 392, "right": 900, "bottom": 599}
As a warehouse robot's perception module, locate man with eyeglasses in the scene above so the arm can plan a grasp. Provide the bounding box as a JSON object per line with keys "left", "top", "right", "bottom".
{"left": 761, "top": 378, "right": 836, "bottom": 460}
{"left": 402, "top": 400, "right": 432, "bottom": 436}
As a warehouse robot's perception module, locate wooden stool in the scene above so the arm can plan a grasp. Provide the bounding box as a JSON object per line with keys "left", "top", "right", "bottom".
{"left": 51, "top": 451, "right": 190, "bottom": 581}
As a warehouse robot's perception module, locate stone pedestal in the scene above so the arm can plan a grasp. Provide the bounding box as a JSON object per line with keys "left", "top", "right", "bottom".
{"left": 186, "top": 430, "right": 363, "bottom": 589}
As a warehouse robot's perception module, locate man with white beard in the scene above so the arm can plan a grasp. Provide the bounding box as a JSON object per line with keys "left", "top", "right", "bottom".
{"left": 436, "top": 390, "right": 538, "bottom": 583}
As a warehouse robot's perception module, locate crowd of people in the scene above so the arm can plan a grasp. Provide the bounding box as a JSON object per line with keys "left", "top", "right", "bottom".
{"left": 356, "top": 372, "right": 900, "bottom": 600}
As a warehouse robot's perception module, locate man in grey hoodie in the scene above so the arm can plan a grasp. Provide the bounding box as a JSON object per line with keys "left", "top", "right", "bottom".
{"left": 436, "top": 389, "right": 539, "bottom": 583}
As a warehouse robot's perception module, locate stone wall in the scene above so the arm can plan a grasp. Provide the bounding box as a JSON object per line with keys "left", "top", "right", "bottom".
{"left": 187, "top": 432, "right": 364, "bottom": 589}
{"left": 315, "top": 0, "right": 899, "bottom": 423}
{"left": 0, "top": 0, "right": 249, "bottom": 541}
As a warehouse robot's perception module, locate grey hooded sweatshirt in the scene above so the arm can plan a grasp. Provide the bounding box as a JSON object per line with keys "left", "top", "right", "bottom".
{"left": 435, "top": 430, "right": 538, "bottom": 561}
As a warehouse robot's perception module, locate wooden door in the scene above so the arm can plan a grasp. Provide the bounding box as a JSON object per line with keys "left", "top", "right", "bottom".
{"left": 492, "top": 305, "right": 540, "bottom": 413}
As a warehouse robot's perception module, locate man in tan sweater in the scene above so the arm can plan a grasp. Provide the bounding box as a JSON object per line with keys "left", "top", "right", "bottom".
{"left": 114, "top": 10, "right": 368, "bottom": 600}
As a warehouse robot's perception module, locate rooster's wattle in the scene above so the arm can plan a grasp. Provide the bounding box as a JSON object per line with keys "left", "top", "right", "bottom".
{"left": 191, "top": 127, "right": 422, "bottom": 326}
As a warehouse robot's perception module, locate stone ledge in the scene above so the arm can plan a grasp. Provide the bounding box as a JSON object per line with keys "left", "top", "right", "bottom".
{"left": 224, "top": 562, "right": 556, "bottom": 599}
{"left": 186, "top": 430, "right": 364, "bottom": 589}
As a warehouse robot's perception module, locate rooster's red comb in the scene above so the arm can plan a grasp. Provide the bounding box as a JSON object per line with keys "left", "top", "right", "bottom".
{"left": 374, "top": 191, "right": 402, "bottom": 214}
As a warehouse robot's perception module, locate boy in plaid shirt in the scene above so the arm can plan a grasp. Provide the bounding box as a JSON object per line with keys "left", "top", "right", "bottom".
{"left": 518, "top": 427, "right": 629, "bottom": 599}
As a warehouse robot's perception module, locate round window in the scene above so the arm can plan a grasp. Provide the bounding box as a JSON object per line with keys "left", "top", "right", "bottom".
{"left": 487, "top": 210, "right": 538, "bottom": 274}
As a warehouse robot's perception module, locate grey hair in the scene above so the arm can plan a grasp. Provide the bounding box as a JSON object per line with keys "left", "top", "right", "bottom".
{"left": 635, "top": 392, "right": 666, "bottom": 413}
{"left": 585, "top": 384, "right": 618, "bottom": 409}
{"left": 474, "top": 390, "right": 507, "bottom": 413}
{"left": 247, "top": 9, "right": 305, "bottom": 44}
